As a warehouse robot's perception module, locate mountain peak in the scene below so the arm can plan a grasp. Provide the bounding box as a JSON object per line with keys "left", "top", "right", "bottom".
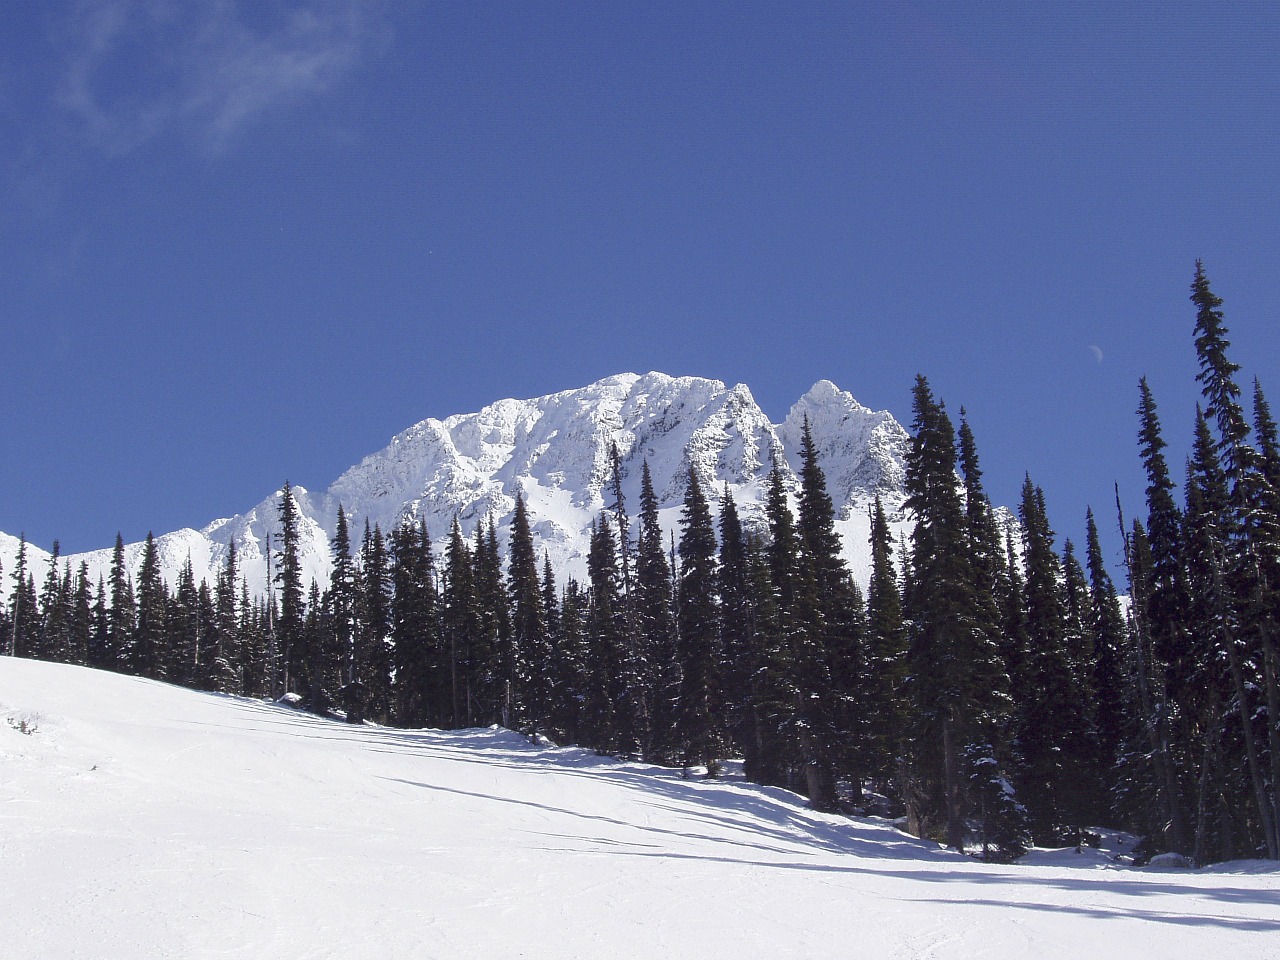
{"left": 1, "top": 373, "right": 911, "bottom": 593}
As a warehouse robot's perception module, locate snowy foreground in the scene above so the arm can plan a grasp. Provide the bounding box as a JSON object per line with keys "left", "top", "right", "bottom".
{"left": 2, "top": 660, "right": 1277, "bottom": 960}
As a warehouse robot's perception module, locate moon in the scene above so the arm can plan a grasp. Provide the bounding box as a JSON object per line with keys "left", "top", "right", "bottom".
{"left": 1088, "top": 344, "right": 1104, "bottom": 364}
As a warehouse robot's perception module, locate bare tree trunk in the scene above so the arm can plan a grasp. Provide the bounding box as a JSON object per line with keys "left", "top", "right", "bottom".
{"left": 1222, "top": 627, "right": 1279, "bottom": 857}
{"left": 943, "top": 710, "right": 965, "bottom": 852}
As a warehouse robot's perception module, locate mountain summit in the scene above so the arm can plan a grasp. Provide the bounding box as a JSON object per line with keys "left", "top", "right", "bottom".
{"left": 2, "top": 373, "right": 910, "bottom": 592}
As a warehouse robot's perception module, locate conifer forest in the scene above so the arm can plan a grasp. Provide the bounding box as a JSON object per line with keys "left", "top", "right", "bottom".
{"left": 6, "top": 263, "right": 1279, "bottom": 866}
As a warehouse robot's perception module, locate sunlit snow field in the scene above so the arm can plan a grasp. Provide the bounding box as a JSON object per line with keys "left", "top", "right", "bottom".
{"left": 2, "top": 658, "right": 1276, "bottom": 959}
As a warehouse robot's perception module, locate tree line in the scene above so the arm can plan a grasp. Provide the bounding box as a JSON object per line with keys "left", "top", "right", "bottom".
{"left": 4, "top": 263, "right": 1277, "bottom": 865}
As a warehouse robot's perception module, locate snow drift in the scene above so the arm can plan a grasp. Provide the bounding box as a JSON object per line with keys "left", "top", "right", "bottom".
{"left": 2, "top": 657, "right": 1277, "bottom": 959}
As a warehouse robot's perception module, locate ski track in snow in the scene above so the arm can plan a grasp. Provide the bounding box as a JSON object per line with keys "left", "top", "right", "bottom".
{"left": 2, "top": 658, "right": 1277, "bottom": 960}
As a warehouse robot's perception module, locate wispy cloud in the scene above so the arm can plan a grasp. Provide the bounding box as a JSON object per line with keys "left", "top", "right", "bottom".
{"left": 55, "top": 0, "right": 380, "bottom": 155}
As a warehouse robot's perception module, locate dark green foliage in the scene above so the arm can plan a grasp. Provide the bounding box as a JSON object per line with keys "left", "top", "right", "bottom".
{"left": 132, "top": 533, "right": 167, "bottom": 680}
{"left": 107, "top": 533, "right": 134, "bottom": 670}
{"left": 966, "top": 739, "right": 1030, "bottom": 862}
{"left": 274, "top": 482, "right": 306, "bottom": 698}
{"left": 391, "top": 518, "right": 440, "bottom": 728}
{"left": 864, "top": 496, "right": 908, "bottom": 793}
{"left": 1014, "top": 478, "right": 1096, "bottom": 843}
{"left": 357, "top": 523, "right": 394, "bottom": 724}
{"left": 675, "top": 465, "right": 723, "bottom": 772}
{"left": 717, "top": 485, "right": 757, "bottom": 773}
{"left": 441, "top": 518, "right": 476, "bottom": 727}
{"left": 584, "top": 515, "right": 625, "bottom": 754}
{"left": 794, "top": 418, "right": 859, "bottom": 810}
{"left": 1084, "top": 509, "right": 1128, "bottom": 807}
{"left": 509, "top": 495, "right": 552, "bottom": 733}
{"left": 902, "top": 376, "right": 980, "bottom": 850}
{"left": 206, "top": 541, "right": 241, "bottom": 694}
{"left": 549, "top": 576, "right": 590, "bottom": 746}
{"left": 637, "top": 462, "right": 678, "bottom": 762}
{"left": 749, "top": 461, "right": 803, "bottom": 790}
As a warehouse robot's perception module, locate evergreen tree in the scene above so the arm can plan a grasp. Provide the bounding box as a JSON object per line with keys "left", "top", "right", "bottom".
{"left": 509, "top": 495, "right": 551, "bottom": 733}
{"left": 1184, "top": 409, "right": 1249, "bottom": 860}
{"left": 239, "top": 581, "right": 269, "bottom": 698}
{"left": 1250, "top": 381, "right": 1280, "bottom": 850}
{"left": 955, "top": 413, "right": 1020, "bottom": 843}
{"left": 550, "top": 577, "right": 590, "bottom": 745}
{"left": 675, "top": 465, "right": 723, "bottom": 774}
{"left": 107, "top": 533, "right": 135, "bottom": 671}
{"left": 1116, "top": 517, "right": 1180, "bottom": 843}
{"left": 132, "top": 533, "right": 167, "bottom": 680}
{"left": 35, "top": 541, "right": 65, "bottom": 661}
{"left": 901, "top": 376, "right": 980, "bottom": 850}
{"left": 636, "top": 461, "right": 678, "bottom": 762}
{"left": 585, "top": 516, "right": 625, "bottom": 753}
{"left": 274, "top": 482, "right": 306, "bottom": 698}
{"left": 391, "top": 518, "right": 439, "bottom": 728}
{"left": 209, "top": 541, "right": 242, "bottom": 693}
{"left": 357, "top": 523, "right": 394, "bottom": 724}
{"left": 966, "top": 738, "right": 1031, "bottom": 862}
{"left": 1186, "top": 406, "right": 1276, "bottom": 857}
{"left": 753, "top": 460, "right": 802, "bottom": 789}
{"left": 89, "top": 575, "right": 110, "bottom": 670}
{"left": 166, "top": 557, "right": 201, "bottom": 685}
{"left": 1189, "top": 262, "right": 1278, "bottom": 857}
{"left": 442, "top": 518, "right": 476, "bottom": 727}
{"left": 864, "top": 496, "right": 908, "bottom": 795}
{"left": 8, "top": 536, "right": 40, "bottom": 659}
{"left": 1015, "top": 479, "right": 1093, "bottom": 843}
{"left": 794, "top": 417, "right": 856, "bottom": 810}
{"left": 1084, "top": 508, "right": 1128, "bottom": 812}
{"left": 301, "top": 581, "right": 328, "bottom": 709}
{"left": 718, "top": 485, "right": 756, "bottom": 770}
{"left": 68, "top": 562, "right": 93, "bottom": 666}
{"left": 1134, "top": 378, "right": 1192, "bottom": 852}
{"left": 329, "top": 507, "right": 360, "bottom": 717}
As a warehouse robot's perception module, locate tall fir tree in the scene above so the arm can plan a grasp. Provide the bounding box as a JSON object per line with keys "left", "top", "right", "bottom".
{"left": 1133, "top": 377, "right": 1192, "bottom": 852}
{"left": 752, "top": 459, "right": 803, "bottom": 790}
{"left": 330, "top": 507, "right": 360, "bottom": 718}
{"left": 902, "top": 376, "right": 980, "bottom": 850}
{"left": 106, "top": 533, "right": 134, "bottom": 670}
{"left": 209, "top": 540, "right": 242, "bottom": 693}
{"left": 585, "top": 515, "right": 626, "bottom": 753}
{"left": 864, "top": 495, "right": 908, "bottom": 795}
{"left": 509, "top": 494, "right": 551, "bottom": 733}
{"left": 274, "top": 482, "right": 307, "bottom": 699}
{"left": 1015, "top": 479, "right": 1094, "bottom": 843}
{"left": 636, "top": 461, "right": 678, "bottom": 761}
{"left": 391, "top": 518, "right": 440, "bottom": 728}
{"left": 1083, "top": 508, "right": 1129, "bottom": 813}
{"left": 358, "top": 523, "right": 394, "bottom": 724}
{"left": 794, "top": 417, "right": 857, "bottom": 810}
{"left": 1188, "top": 262, "right": 1278, "bottom": 857}
{"left": 717, "top": 485, "right": 756, "bottom": 770}
{"left": 675, "top": 465, "right": 723, "bottom": 773}
{"left": 132, "top": 533, "right": 167, "bottom": 680}
{"left": 442, "top": 518, "right": 476, "bottom": 727}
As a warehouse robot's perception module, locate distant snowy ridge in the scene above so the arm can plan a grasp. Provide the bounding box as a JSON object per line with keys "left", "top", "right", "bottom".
{"left": 1, "top": 373, "right": 911, "bottom": 595}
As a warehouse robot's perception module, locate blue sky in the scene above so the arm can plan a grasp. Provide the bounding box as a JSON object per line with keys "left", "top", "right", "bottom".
{"left": 4, "top": 1, "right": 1280, "bottom": 570}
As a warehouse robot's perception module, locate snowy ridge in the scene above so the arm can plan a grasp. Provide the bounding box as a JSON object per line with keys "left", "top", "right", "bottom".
{"left": 0, "top": 373, "right": 911, "bottom": 594}
{"left": 2, "top": 658, "right": 1277, "bottom": 959}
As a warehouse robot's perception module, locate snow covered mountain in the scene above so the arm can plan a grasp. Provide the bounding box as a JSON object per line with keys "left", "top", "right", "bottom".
{"left": 1, "top": 373, "right": 911, "bottom": 595}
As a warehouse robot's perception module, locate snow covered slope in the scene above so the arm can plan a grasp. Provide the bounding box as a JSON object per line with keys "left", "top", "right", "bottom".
{"left": 1, "top": 373, "right": 912, "bottom": 593}
{"left": 2, "top": 658, "right": 1276, "bottom": 960}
